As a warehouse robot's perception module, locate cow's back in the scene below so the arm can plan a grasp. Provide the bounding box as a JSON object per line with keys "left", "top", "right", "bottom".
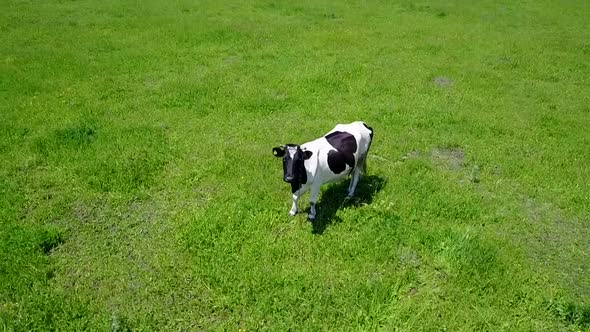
{"left": 328, "top": 121, "right": 373, "bottom": 158}
{"left": 302, "top": 121, "right": 373, "bottom": 185}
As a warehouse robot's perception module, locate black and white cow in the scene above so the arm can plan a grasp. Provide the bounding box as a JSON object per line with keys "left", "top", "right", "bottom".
{"left": 272, "top": 121, "right": 374, "bottom": 221}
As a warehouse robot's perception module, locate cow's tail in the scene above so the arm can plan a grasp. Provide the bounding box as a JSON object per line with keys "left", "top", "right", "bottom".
{"left": 360, "top": 122, "right": 374, "bottom": 175}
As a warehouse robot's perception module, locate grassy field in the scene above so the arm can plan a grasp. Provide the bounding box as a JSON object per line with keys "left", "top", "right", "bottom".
{"left": 1, "top": 0, "right": 589, "bottom": 330}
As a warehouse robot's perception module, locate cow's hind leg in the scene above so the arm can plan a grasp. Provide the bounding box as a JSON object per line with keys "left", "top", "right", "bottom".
{"left": 347, "top": 168, "right": 361, "bottom": 198}
{"left": 347, "top": 155, "right": 366, "bottom": 197}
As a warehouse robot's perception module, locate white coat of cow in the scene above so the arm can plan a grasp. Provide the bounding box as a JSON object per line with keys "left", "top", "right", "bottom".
{"left": 272, "top": 121, "right": 374, "bottom": 221}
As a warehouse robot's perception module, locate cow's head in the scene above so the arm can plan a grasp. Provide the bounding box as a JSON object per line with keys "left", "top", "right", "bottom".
{"left": 272, "top": 144, "right": 313, "bottom": 184}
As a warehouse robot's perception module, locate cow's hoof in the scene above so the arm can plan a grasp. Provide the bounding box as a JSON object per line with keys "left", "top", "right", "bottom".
{"left": 289, "top": 210, "right": 297, "bottom": 216}
{"left": 307, "top": 215, "right": 316, "bottom": 222}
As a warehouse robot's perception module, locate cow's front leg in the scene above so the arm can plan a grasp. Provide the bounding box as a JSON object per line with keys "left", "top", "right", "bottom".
{"left": 290, "top": 187, "right": 307, "bottom": 216}
{"left": 308, "top": 184, "right": 321, "bottom": 221}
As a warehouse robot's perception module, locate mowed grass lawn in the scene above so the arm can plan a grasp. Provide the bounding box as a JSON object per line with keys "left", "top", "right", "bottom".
{"left": 1, "top": 0, "right": 589, "bottom": 330}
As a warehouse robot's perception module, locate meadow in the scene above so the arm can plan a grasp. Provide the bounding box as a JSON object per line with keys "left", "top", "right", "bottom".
{"left": 1, "top": 0, "right": 589, "bottom": 330}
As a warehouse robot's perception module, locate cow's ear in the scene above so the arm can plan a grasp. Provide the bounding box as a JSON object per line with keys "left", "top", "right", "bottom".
{"left": 303, "top": 150, "right": 313, "bottom": 160}
{"left": 272, "top": 146, "right": 285, "bottom": 157}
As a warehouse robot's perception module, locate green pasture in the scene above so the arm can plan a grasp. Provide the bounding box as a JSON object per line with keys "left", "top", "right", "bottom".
{"left": 1, "top": 0, "right": 589, "bottom": 330}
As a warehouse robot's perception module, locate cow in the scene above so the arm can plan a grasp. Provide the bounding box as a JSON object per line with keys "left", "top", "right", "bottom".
{"left": 272, "top": 121, "right": 374, "bottom": 221}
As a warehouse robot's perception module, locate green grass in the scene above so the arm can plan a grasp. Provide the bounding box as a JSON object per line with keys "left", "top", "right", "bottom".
{"left": 1, "top": 0, "right": 589, "bottom": 330}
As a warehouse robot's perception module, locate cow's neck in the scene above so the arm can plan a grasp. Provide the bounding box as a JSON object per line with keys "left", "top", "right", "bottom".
{"left": 290, "top": 162, "right": 308, "bottom": 193}
{"left": 291, "top": 182, "right": 301, "bottom": 193}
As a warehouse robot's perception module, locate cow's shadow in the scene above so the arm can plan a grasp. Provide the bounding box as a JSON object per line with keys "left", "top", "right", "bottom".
{"left": 308, "top": 175, "right": 387, "bottom": 235}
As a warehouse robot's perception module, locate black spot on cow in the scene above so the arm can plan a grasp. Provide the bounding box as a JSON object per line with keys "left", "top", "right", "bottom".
{"left": 325, "top": 131, "right": 357, "bottom": 154}
{"left": 325, "top": 131, "right": 357, "bottom": 174}
{"left": 327, "top": 149, "right": 355, "bottom": 174}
